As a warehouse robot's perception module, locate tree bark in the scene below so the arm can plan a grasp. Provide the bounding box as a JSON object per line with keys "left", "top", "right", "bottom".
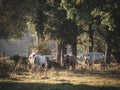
{"left": 105, "top": 38, "right": 112, "bottom": 64}
{"left": 71, "top": 42, "right": 77, "bottom": 57}
{"left": 37, "top": 32, "right": 40, "bottom": 44}
{"left": 2, "top": 51, "right": 5, "bottom": 60}
{"left": 57, "top": 43, "right": 62, "bottom": 63}
{"left": 88, "top": 23, "right": 94, "bottom": 52}
{"left": 61, "top": 44, "right": 67, "bottom": 66}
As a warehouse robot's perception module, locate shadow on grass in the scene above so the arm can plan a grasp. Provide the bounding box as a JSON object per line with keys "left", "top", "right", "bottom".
{"left": 73, "top": 67, "right": 120, "bottom": 80}
{"left": 0, "top": 82, "right": 119, "bottom": 90}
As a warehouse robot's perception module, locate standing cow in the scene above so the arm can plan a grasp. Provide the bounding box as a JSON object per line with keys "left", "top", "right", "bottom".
{"left": 84, "top": 52, "right": 106, "bottom": 70}
{"left": 29, "top": 52, "right": 49, "bottom": 76}
{"left": 63, "top": 54, "right": 76, "bottom": 70}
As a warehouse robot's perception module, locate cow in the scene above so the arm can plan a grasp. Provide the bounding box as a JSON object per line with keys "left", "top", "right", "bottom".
{"left": 29, "top": 53, "right": 50, "bottom": 76}
{"left": 84, "top": 52, "right": 106, "bottom": 70}
{"left": 63, "top": 54, "right": 77, "bottom": 70}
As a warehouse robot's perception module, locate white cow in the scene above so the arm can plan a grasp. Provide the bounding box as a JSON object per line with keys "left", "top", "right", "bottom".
{"left": 29, "top": 53, "right": 50, "bottom": 75}
{"left": 84, "top": 52, "right": 106, "bottom": 69}
{"left": 29, "top": 53, "right": 53, "bottom": 66}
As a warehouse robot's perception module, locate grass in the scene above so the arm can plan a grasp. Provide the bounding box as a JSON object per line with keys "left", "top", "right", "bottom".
{"left": 0, "top": 62, "right": 120, "bottom": 90}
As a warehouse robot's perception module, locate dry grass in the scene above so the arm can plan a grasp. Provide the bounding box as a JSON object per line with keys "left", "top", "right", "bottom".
{"left": 0, "top": 62, "right": 120, "bottom": 90}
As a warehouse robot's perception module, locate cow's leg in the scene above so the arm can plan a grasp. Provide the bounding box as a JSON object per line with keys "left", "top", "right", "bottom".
{"left": 73, "top": 65, "right": 75, "bottom": 71}
{"left": 44, "top": 62, "right": 48, "bottom": 77}
{"left": 85, "top": 59, "right": 89, "bottom": 66}
{"left": 40, "top": 64, "right": 47, "bottom": 77}
{"left": 66, "top": 64, "right": 69, "bottom": 70}
{"left": 89, "top": 62, "right": 93, "bottom": 69}
{"left": 100, "top": 61, "right": 106, "bottom": 71}
{"left": 31, "top": 65, "right": 36, "bottom": 73}
{"left": 72, "top": 63, "right": 75, "bottom": 71}
{"left": 34, "top": 65, "right": 38, "bottom": 73}
{"left": 36, "top": 64, "right": 41, "bottom": 73}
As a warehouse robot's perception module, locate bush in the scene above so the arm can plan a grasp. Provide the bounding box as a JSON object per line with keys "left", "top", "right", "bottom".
{"left": 0, "top": 58, "right": 14, "bottom": 78}
{"left": 10, "top": 55, "right": 29, "bottom": 73}
{"left": 34, "top": 41, "right": 51, "bottom": 55}
{"left": 10, "top": 54, "right": 20, "bottom": 64}
{"left": 51, "top": 61, "right": 61, "bottom": 69}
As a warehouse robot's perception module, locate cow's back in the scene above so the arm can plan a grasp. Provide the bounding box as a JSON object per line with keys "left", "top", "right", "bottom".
{"left": 63, "top": 55, "right": 76, "bottom": 70}
{"left": 35, "top": 55, "right": 47, "bottom": 65}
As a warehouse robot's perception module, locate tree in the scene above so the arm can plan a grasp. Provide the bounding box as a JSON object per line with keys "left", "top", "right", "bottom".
{"left": 0, "top": 0, "right": 36, "bottom": 39}
{"left": 33, "top": 0, "right": 49, "bottom": 43}
{"left": 61, "top": 0, "right": 120, "bottom": 63}
{"left": 91, "top": 0, "right": 120, "bottom": 62}
{"left": 61, "top": 0, "right": 95, "bottom": 52}
{"left": 45, "top": 0, "right": 79, "bottom": 65}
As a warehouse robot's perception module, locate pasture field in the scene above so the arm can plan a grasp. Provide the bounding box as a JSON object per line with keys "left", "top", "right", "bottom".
{"left": 0, "top": 61, "right": 120, "bottom": 90}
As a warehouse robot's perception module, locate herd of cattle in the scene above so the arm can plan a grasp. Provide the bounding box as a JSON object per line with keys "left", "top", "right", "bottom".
{"left": 28, "top": 52, "right": 106, "bottom": 75}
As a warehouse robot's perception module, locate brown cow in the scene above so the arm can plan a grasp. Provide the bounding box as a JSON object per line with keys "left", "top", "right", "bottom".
{"left": 63, "top": 54, "right": 76, "bottom": 70}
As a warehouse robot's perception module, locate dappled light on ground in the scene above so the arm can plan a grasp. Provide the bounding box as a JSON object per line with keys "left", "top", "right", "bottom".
{"left": 0, "top": 63, "right": 120, "bottom": 90}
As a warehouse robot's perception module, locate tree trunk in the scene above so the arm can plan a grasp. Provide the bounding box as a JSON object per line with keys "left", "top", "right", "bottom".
{"left": 2, "top": 51, "right": 5, "bottom": 60}
{"left": 37, "top": 32, "right": 40, "bottom": 44}
{"left": 103, "top": 30, "right": 112, "bottom": 64}
{"left": 57, "top": 43, "right": 62, "bottom": 63}
{"left": 88, "top": 23, "right": 94, "bottom": 52}
{"left": 71, "top": 42, "right": 77, "bottom": 57}
{"left": 62, "top": 44, "right": 67, "bottom": 55}
{"left": 61, "top": 44, "right": 67, "bottom": 66}
{"left": 106, "top": 38, "right": 112, "bottom": 64}
{"left": 112, "top": 51, "right": 120, "bottom": 63}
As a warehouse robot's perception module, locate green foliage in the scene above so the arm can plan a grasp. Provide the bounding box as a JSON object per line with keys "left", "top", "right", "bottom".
{"left": 0, "top": 0, "right": 120, "bottom": 57}
{"left": 0, "top": 0, "right": 36, "bottom": 39}
{"left": 34, "top": 0, "right": 48, "bottom": 39}
{"left": 61, "top": 0, "right": 120, "bottom": 54}
{"left": 93, "top": 31, "right": 106, "bottom": 52}
{"left": 91, "top": 9, "right": 115, "bottom": 31}
{"left": 61, "top": 0, "right": 93, "bottom": 24}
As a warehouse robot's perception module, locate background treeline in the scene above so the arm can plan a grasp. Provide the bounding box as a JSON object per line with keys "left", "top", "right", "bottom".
{"left": 0, "top": 0, "right": 120, "bottom": 63}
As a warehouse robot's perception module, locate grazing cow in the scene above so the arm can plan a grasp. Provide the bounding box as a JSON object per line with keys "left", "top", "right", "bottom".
{"left": 29, "top": 53, "right": 50, "bottom": 76}
{"left": 84, "top": 52, "right": 106, "bottom": 70}
{"left": 63, "top": 54, "right": 76, "bottom": 70}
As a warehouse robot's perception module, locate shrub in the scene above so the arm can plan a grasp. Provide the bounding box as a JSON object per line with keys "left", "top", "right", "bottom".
{"left": 33, "top": 41, "right": 51, "bottom": 55}
{"left": 10, "top": 55, "right": 20, "bottom": 64}
{"left": 0, "top": 58, "right": 14, "bottom": 78}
